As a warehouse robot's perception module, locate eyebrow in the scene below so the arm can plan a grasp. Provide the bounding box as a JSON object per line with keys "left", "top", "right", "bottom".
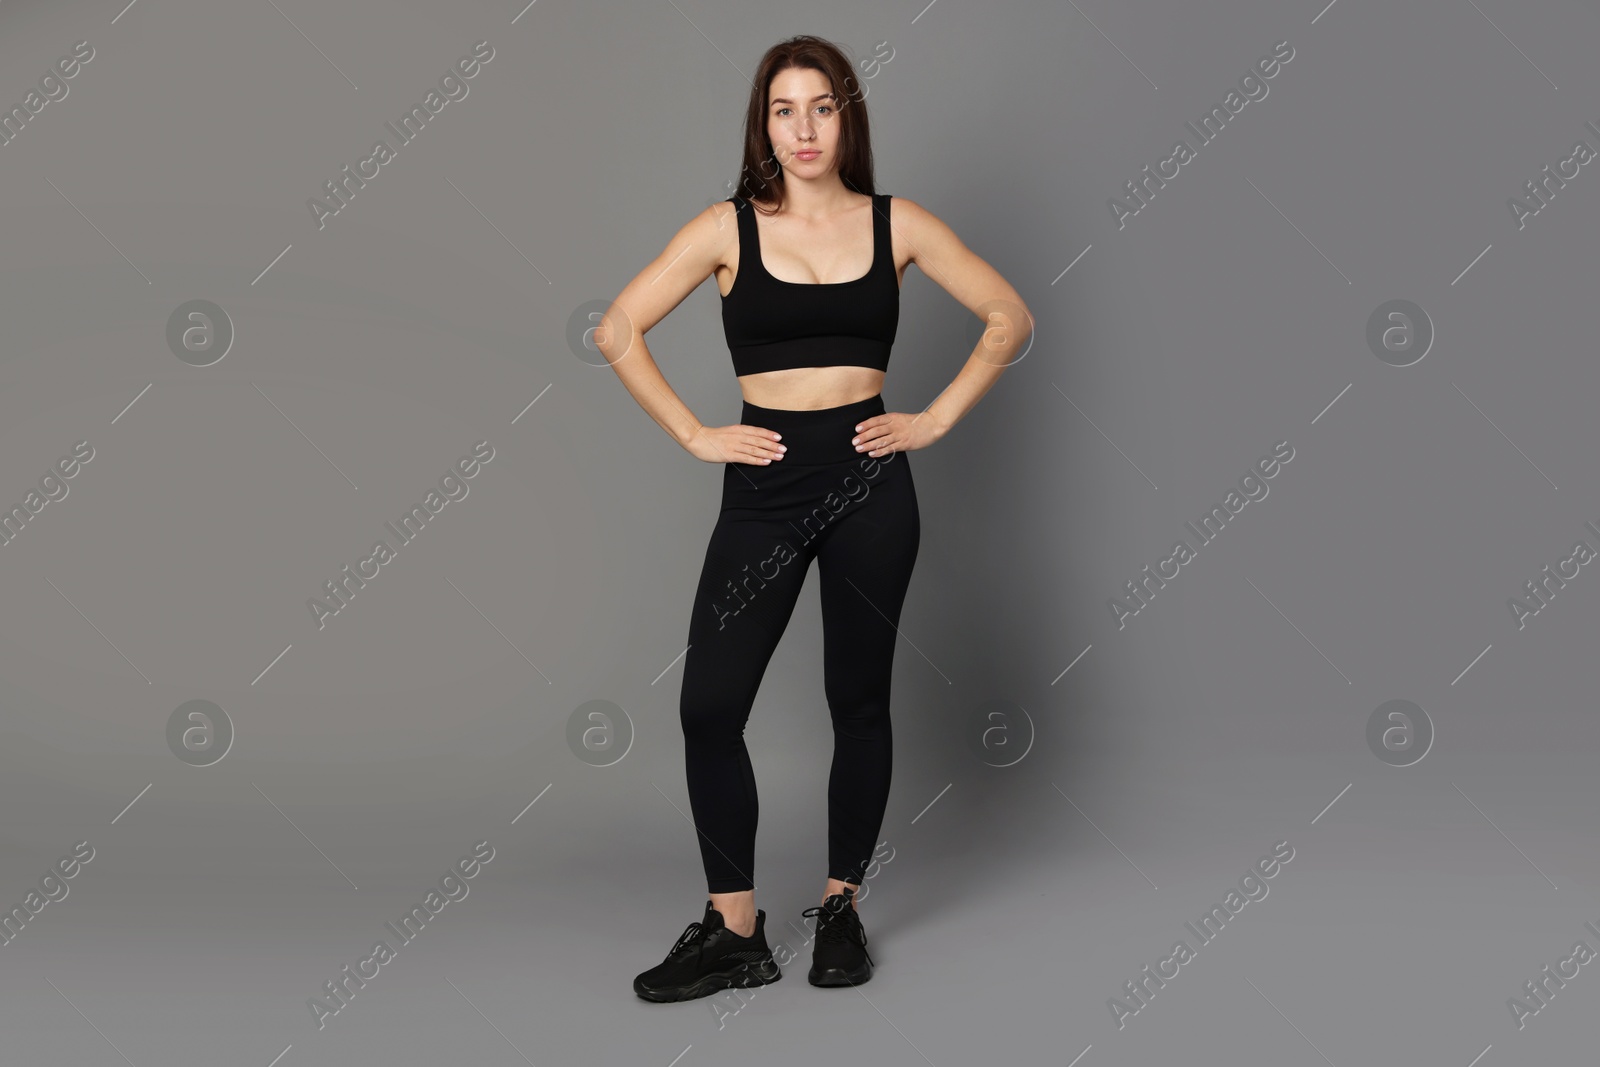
{"left": 770, "top": 93, "right": 836, "bottom": 105}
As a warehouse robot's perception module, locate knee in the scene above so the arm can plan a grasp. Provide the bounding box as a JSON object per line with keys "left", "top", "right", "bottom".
{"left": 824, "top": 690, "right": 892, "bottom": 736}
{"left": 679, "top": 696, "right": 748, "bottom": 747}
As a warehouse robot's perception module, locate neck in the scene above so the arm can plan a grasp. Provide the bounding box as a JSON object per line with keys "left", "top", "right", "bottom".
{"left": 773, "top": 177, "right": 861, "bottom": 218}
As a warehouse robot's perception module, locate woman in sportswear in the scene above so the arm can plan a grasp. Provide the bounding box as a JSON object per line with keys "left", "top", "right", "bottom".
{"left": 596, "top": 34, "right": 1031, "bottom": 1003}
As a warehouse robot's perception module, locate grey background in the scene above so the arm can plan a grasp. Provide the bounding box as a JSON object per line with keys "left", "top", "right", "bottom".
{"left": 1, "top": 0, "right": 1597, "bottom": 1064}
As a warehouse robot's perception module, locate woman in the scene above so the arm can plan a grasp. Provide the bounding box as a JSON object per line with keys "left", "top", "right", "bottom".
{"left": 596, "top": 35, "right": 1031, "bottom": 1003}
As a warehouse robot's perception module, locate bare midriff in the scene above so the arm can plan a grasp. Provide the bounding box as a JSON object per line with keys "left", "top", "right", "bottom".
{"left": 735, "top": 366, "right": 885, "bottom": 410}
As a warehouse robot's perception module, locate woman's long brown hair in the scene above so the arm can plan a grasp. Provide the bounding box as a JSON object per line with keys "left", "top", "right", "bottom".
{"left": 731, "top": 35, "right": 876, "bottom": 213}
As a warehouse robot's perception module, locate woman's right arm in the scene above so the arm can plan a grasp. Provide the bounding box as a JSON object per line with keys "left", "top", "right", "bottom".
{"left": 593, "top": 202, "right": 785, "bottom": 466}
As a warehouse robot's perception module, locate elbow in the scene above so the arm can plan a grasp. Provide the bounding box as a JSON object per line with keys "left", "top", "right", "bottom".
{"left": 1014, "top": 299, "right": 1035, "bottom": 339}
{"left": 1012, "top": 302, "right": 1035, "bottom": 355}
{"left": 592, "top": 303, "right": 636, "bottom": 368}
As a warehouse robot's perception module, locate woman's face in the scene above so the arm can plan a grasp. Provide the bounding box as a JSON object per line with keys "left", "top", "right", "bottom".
{"left": 765, "top": 65, "right": 842, "bottom": 177}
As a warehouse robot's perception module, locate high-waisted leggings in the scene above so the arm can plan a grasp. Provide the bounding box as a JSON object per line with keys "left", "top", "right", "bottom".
{"left": 679, "top": 393, "right": 921, "bottom": 894}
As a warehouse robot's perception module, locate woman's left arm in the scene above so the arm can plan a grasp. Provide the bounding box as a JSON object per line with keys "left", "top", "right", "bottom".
{"left": 854, "top": 197, "right": 1034, "bottom": 457}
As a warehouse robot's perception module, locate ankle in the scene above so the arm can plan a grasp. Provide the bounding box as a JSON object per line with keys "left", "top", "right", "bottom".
{"left": 708, "top": 890, "right": 757, "bottom": 937}
{"left": 822, "top": 880, "right": 861, "bottom": 909}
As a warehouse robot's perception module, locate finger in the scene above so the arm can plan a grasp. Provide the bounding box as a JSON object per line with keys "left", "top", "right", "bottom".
{"left": 745, "top": 433, "right": 786, "bottom": 459}
{"left": 853, "top": 428, "right": 891, "bottom": 451}
{"left": 726, "top": 435, "right": 783, "bottom": 463}
{"left": 867, "top": 426, "right": 900, "bottom": 452}
{"left": 727, "top": 427, "right": 782, "bottom": 462}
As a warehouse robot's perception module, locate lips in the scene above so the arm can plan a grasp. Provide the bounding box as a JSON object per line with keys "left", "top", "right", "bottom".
{"left": 795, "top": 150, "right": 820, "bottom": 159}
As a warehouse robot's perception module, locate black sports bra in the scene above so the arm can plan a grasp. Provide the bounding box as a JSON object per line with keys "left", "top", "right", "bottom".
{"left": 719, "top": 193, "right": 900, "bottom": 378}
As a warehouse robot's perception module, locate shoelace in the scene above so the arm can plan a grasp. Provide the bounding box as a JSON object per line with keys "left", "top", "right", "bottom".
{"left": 801, "top": 900, "right": 874, "bottom": 965}
{"left": 667, "top": 920, "right": 715, "bottom": 960}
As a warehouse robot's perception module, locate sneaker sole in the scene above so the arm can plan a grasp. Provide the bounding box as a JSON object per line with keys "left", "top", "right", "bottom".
{"left": 634, "top": 958, "right": 782, "bottom": 1003}
{"left": 807, "top": 962, "right": 872, "bottom": 987}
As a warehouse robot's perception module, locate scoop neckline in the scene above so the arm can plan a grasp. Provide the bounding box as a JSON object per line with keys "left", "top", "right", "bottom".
{"left": 728, "top": 194, "right": 881, "bottom": 294}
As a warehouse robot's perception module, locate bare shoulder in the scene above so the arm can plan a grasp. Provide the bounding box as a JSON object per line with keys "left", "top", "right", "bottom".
{"left": 883, "top": 196, "right": 964, "bottom": 265}
{"left": 677, "top": 198, "right": 743, "bottom": 255}
{"left": 653, "top": 198, "right": 742, "bottom": 286}
{"left": 879, "top": 195, "right": 1028, "bottom": 318}
{"left": 607, "top": 198, "right": 744, "bottom": 336}
{"left": 885, "top": 195, "right": 935, "bottom": 227}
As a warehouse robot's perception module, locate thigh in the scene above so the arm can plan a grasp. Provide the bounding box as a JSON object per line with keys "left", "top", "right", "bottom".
{"left": 815, "top": 453, "right": 921, "bottom": 669}
{"left": 681, "top": 506, "right": 814, "bottom": 713}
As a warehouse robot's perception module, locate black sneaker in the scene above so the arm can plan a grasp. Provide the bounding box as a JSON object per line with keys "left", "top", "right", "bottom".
{"left": 633, "top": 900, "right": 782, "bottom": 1003}
{"left": 801, "top": 885, "right": 874, "bottom": 986}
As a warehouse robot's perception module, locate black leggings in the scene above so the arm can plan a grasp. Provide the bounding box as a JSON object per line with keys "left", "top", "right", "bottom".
{"left": 679, "top": 394, "right": 921, "bottom": 894}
